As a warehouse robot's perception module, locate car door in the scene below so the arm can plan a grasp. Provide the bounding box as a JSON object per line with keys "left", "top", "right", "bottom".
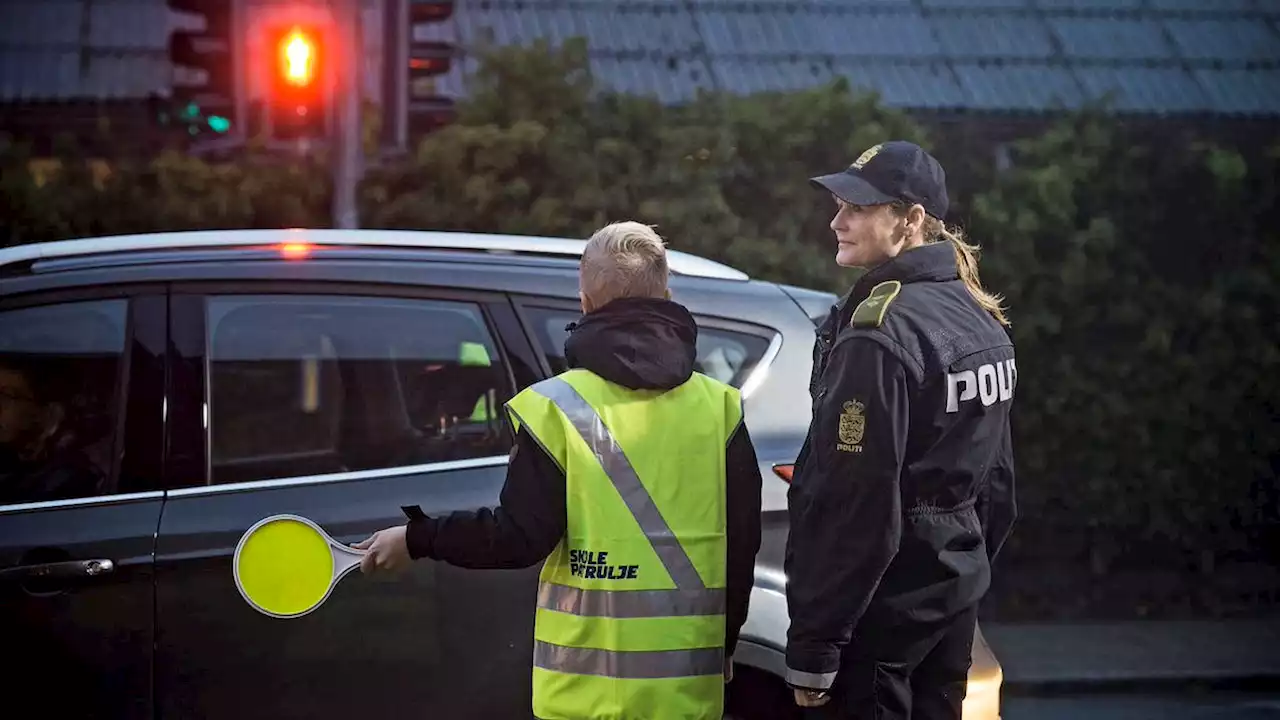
{"left": 152, "top": 282, "right": 541, "bottom": 720}
{"left": 0, "top": 289, "right": 167, "bottom": 720}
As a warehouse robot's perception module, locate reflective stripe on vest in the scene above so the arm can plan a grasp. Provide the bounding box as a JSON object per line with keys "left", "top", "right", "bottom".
{"left": 529, "top": 376, "right": 707, "bottom": 593}
{"left": 533, "top": 640, "right": 725, "bottom": 680}
{"left": 536, "top": 583, "right": 725, "bottom": 618}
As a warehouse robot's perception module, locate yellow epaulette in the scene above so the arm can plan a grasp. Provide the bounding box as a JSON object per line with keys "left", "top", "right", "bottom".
{"left": 850, "top": 280, "right": 902, "bottom": 328}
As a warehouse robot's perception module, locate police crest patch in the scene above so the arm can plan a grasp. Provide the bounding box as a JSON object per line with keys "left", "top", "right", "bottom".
{"left": 837, "top": 400, "right": 865, "bottom": 453}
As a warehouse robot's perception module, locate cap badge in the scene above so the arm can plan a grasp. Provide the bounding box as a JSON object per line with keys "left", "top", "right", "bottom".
{"left": 851, "top": 144, "right": 883, "bottom": 170}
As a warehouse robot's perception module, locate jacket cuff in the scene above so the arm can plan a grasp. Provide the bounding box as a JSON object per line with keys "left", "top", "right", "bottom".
{"left": 786, "top": 668, "right": 837, "bottom": 691}
{"left": 785, "top": 643, "right": 840, "bottom": 690}
{"left": 404, "top": 515, "right": 437, "bottom": 560}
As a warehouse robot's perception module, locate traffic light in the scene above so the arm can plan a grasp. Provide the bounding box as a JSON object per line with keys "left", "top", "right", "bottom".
{"left": 266, "top": 24, "right": 331, "bottom": 142}
{"left": 407, "top": 0, "right": 457, "bottom": 137}
{"left": 167, "top": 0, "right": 240, "bottom": 136}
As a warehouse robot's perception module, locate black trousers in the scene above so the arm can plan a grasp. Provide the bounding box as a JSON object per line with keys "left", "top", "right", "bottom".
{"left": 803, "top": 604, "right": 979, "bottom": 720}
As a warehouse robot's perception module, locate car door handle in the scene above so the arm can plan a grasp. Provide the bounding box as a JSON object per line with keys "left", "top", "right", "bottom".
{"left": 0, "top": 558, "right": 115, "bottom": 583}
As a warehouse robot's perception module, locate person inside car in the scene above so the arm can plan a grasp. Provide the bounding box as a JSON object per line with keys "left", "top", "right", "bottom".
{"left": 356, "top": 221, "right": 764, "bottom": 720}
{"left": 0, "top": 358, "right": 105, "bottom": 505}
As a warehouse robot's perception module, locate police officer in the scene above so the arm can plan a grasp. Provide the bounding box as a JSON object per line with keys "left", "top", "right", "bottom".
{"left": 784, "top": 141, "right": 1018, "bottom": 719}
{"left": 356, "top": 221, "right": 763, "bottom": 720}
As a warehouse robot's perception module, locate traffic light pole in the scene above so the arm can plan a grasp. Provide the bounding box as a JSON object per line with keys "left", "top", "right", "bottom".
{"left": 331, "top": 0, "right": 362, "bottom": 229}
{"left": 380, "top": 0, "right": 408, "bottom": 155}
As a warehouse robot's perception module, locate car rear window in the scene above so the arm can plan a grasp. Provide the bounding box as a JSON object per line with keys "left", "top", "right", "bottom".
{"left": 522, "top": 306, "right": 772, "bottom": 389}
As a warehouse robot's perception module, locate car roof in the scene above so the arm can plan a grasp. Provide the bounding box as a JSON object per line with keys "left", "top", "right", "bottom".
{"left": 0, "top": 228, "right": 751, "bottom": 282}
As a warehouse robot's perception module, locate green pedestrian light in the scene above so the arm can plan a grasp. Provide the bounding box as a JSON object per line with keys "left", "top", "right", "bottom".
{"left": 168, "top": 0, "right": 239, "bottom": 135}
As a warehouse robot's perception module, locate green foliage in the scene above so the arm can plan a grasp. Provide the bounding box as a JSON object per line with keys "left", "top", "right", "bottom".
{"left": 970, "top": 114, "right": 1280, "bottom": 581}
{"left": 0, "top": 142, "right": 329, "bottom": 246}
{"left": 361, "top": 40, "right": 926, "bottom": 293}
{"left": 3, "top": 39, "right": 1277, "bottom": 617}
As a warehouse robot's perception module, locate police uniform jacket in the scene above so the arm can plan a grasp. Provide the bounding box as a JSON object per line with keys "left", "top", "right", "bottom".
{"left": 784, "top": 241, "right": 1018, "bottom": 690}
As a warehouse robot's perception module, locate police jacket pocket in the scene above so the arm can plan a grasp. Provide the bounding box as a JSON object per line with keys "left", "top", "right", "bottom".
{"left": 944, "top": 531, "right": 982, "bottom": 554}
{"left": 906, "top": 510, "right": 985, "bottom": 570}
{"left": 874, "top": 508, "right": 991, "bottom": 620}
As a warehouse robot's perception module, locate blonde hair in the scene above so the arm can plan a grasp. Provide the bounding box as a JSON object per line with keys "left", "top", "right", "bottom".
{"left": 926, "top": 216, "right": 1010, "bottom": 327}
{"left": 580, "top": 221, "right": 670, "bottom": 308}
{"left": 891, "top": 203, "right": 1010, "bottom": 327}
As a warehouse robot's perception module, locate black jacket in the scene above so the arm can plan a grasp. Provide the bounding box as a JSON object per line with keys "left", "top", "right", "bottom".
{"left": 405, "top": 296, "right": 764, "bottom": 655}
{"left": 0, "top": 443, "right": 104, "bottom": 506}
{"left": 784, "top": 242, "right": 1018, "bottom": 691}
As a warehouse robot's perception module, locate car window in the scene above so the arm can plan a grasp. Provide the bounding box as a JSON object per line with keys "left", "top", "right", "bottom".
{"left": 522, "top": 306, "right": 772, "bottom": 388}
{"left": 0, "top": 300, "right": 127, "bottom": 505}
{"left": 206, "top": 295, "right": 511, "bottom": 485}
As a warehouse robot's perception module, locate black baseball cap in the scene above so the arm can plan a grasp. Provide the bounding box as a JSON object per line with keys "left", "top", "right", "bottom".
{"left": 809, "top": 140, "right": 949, "bottom": 220}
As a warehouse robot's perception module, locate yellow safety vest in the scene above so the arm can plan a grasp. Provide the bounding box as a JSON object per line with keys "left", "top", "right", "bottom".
{"left": 506, "top": 367, "right": 743, "bottom": 720}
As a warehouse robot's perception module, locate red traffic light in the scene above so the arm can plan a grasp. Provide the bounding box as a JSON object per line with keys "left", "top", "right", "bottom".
{"left": 278, "top": 27, "right": 318, "bottom": 88}
{"left": 266, "top": 23, "right": 329, "bottom": 141}
{"left": 409, "top": 56, "right": 448, "bottom": 74}
{"left": 409, "top": 0, "right": 454, "bottom": 23}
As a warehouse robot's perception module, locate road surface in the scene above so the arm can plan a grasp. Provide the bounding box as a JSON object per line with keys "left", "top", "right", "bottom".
{"left": 1003, "top": 690, "right": 1280, "bottom": 720}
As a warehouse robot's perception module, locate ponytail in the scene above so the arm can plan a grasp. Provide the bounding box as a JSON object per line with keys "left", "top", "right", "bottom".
{"left": 923, "top": 216, "right": 1011, "bottom": 327}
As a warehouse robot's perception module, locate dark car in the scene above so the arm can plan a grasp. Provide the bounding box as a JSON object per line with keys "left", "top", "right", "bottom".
{"left": 0, "top": 229, "right": 1003, "bottom": 720}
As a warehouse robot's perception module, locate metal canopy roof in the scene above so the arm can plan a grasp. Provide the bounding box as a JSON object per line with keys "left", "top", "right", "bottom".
{"left": 1, "top": 0, "right": 1276, "bottom": 116}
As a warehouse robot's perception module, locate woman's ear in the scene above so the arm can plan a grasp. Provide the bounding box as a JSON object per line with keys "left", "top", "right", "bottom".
{"left": 664, "top": 288, "right": 672, "bottom": 300}
{"left": 905, "top": 204, "right": 927, "bottom": 239}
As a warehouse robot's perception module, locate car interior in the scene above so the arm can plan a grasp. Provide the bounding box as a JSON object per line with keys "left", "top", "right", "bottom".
{"left": 0, "top": 301, "right": 124, "bottom": 504}
{"left": 207, "top": 298, "right": 509, "bottom": 486}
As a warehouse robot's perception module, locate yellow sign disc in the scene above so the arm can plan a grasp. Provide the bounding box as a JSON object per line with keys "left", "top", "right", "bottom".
{"left": 234, "top": 515, "right": 337, "bottom": 618}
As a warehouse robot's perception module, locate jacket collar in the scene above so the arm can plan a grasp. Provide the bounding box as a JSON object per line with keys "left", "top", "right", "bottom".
{"left": 844, "top": 242, "right": 958, "bottom": 310}
{"left": 563, "top": 297, "right": 697, "bottom": 391}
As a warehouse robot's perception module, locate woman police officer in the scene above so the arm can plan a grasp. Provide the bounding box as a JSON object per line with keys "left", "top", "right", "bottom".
{"left": 783, "top": 141, "right": 1018, "bottom": 720}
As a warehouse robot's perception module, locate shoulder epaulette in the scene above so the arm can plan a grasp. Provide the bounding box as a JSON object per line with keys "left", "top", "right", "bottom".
{"left": 850, "top": 280, "right": 902, "bottom": 328}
